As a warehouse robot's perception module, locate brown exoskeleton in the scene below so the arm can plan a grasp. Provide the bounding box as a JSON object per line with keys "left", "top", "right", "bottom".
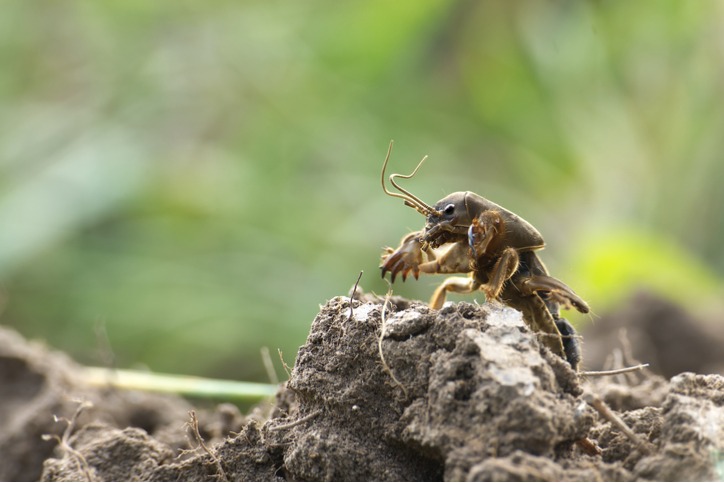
{"left": 379, "top": 142, "right": 589, "bottom": 370}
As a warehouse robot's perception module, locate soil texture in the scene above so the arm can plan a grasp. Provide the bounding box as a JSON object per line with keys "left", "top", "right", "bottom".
{"left": 1, "top": 294, "right": 723, "bottom": 481}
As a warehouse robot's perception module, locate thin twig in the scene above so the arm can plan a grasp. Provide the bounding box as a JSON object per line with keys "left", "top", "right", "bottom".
{"left": 260, "top": 347, "right": 279, "bottom": 385}
{"left": 611, "top": 348, "right": 627, "bottom": 385}
{"left": 268, "top": 409, "right": 322, "bottom": 431}
{"left": 618, "top": 328, "right": 636, "bottom": 364}
{"left": 618, "top": 328, "right": 656, "bottom": 382}
{"left": 187, "top": 410, "right": 228, "bottom": 482}
{"left": 277, "top": 348, "right": 292, "bottom": 379}
{"left": 93, "top": 319, "right": 116, "bottom": 369}
{"left": 43, "top": 400, "right": 95, "bottom": 482}
{"left": 583, "top": 392, "right": 653, "bottom": 455}
{"left": 378, "top": 285, "right": 408, "bottom": 399}
{"left": 579, "top": 363, "right": 650, "bottom": 377}
{"left": 347, "top": 270, "right": 364, "bottom": 322}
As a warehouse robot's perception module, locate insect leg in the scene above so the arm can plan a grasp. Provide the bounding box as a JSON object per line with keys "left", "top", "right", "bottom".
{"left": 429, "top": 276, "right": 481, "bottom": 310}
{"left": 554, "top": 317, "right": 581, "bottom": 371}
{"left": 518, "top": 275, "right": 589, "bottom": 314}
{"left": 380, "top": 231, "right": 425, "bottom": 282}
{"left": 482, "top": 247, "right": 520, "bottom": 301}
{"left": 501, "top": 284, "right": 566, "bottom": 361}
{"left": 468, "top": 210, "right": 503, "bottom": 259}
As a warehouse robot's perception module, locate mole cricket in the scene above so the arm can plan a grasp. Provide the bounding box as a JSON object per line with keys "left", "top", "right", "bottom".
{"left": 379, "top": 142, "right": 589, "bottom": 370}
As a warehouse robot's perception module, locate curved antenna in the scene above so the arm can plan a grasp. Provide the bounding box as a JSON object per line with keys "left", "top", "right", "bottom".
{"left": 380, "top": 141, "right": 440, "bottom": 217}
{"left": 389, "top": 157, "right": 439, "bottom": 216}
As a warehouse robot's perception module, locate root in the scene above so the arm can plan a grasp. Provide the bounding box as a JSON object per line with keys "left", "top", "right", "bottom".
{"left": 579, "top": 363, "right": 650, "bottom": 377}
{"left": 268, "top": 409, "right": 322, "bottom": 431}
{"left": 43, "top": 400, "right": 95, "bottom": 482}
{"left": 347, "top": 270, "right": 364, "bottom": 323}
{"left": 186, "top": 410, "right": 228, "bottom": 482}
{"left": 576, "top": 437, "right": 603, "bottom": 456}
{"left": 378, "top": 285, "right": 409, "bottom": 399}
{"left": 583, "top": 392, "right": 654, "bottom": 455}
{"left": 277, "top": 348, "right": 292, "bottom": 379}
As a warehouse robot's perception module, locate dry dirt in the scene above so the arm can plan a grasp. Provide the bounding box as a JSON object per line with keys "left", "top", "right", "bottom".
{"left": 1, "top": 292, "right": 723, "bottom": 481}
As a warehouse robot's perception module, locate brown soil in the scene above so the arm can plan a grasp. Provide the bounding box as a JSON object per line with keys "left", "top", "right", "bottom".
{"left": 582, "top": 291, "right": 724, "bottom": 378}
{"left": 1, "top": 293, "right": 723, "bottom": 481}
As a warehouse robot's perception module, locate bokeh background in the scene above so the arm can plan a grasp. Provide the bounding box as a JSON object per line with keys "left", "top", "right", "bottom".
{"left": 2, "top": 1, "right": 723, "bottom": 382}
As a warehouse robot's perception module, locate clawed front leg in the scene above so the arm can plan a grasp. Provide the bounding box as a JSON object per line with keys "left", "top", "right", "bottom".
{"left": 380, "top": 231, "right": 427, "bottom": 282}
{"left": 381, "top": 233, "right": 472, "bottom": 283}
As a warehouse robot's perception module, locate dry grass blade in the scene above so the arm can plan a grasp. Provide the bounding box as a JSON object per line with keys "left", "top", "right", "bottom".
{"left": 261, "top": 346, "right": 279, "bottom": 385}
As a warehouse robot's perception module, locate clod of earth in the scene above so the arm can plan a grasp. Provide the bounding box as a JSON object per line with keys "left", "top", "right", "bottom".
{"left": 1, "top": 295, "right": 722, "bottom": 481}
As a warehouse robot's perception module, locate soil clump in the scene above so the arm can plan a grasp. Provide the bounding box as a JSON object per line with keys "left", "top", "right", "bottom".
{"left": 1, "top": 294, "right": 722, "bottom": 481}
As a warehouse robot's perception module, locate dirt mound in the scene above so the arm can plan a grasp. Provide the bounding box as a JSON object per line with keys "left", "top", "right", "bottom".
{"left": 583, "top": 291, "right": 724, "bottom": 378}
{"left": 0, "top": 327, "right": 244, "bottom": 481}
{"left": 2, "top": 296, "right": 723, "bottom": 481}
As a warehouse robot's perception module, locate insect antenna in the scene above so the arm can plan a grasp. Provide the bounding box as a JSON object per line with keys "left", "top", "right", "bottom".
{"left": 380, "top": 141, "right": 441, "bottom": 217}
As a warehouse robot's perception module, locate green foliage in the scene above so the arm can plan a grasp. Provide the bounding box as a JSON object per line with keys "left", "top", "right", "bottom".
{"left": 1, "top": 1, "right": 722, "bottom": 381}
{"left": 564, "top": 227, "right": 722, "bottom": 325}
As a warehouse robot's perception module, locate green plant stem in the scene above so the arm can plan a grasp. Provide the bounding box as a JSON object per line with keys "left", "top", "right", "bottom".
{"left": 80, "top": 367, "right": 279, "bottom": 402}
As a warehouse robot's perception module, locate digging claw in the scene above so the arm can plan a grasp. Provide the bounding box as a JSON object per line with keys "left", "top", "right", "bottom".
{"left": 380, "top": 232, "right": 426, "bottom": 284}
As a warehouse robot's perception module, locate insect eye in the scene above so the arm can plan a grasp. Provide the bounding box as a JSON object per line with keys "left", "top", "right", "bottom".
{"left": 443, "top": 204, "right": 455, "bottom": 215}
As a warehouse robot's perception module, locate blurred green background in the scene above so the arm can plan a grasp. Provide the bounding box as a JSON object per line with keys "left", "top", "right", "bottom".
{"left": 1, "top": 1, "right": 723, "bottom": 383}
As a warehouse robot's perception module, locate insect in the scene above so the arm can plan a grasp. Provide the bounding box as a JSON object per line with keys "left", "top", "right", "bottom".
{"left": 379, "top": 142, "right": 589, "bottom": 370}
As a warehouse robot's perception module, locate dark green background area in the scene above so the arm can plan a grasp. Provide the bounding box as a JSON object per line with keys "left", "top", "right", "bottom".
{"left": 1, "top": 1, "right": 722, "bottom": 382}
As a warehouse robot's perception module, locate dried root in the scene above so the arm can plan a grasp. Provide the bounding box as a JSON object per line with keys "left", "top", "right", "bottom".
{"left": 268, "top": 410, "right": 322, "bottom": 432}
{"left": 347, "top": 270, "right": 364, "bottom": 323}
{"left": 579, "top": 363, "right": 650, "bottom": 377}
{"left": 186, "top": 410, "right": 228, "bottom": 482}
{"left": 378, "top": 286, "right": 409, "bottom": 399}
{"left": 277, "top": 348, "right": 292, "bottom": 379}
{"left": 583, "top": 392, "right": 654, "bottom": 455}
{"left": 43, "top": 400, "right": 96, "bottom": 482}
